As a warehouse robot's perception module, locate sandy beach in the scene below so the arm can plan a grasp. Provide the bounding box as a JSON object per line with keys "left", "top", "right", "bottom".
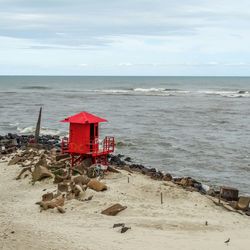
{"left": 1, "top": 158, "right": 250, "bottom": 250}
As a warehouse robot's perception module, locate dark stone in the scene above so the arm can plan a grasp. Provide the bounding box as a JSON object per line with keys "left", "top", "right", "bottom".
{"left": 124, "top": 157, "right": 132, "bottom": 162}
{"left": 163, "top": 173, "right": 172, "bottom": 181}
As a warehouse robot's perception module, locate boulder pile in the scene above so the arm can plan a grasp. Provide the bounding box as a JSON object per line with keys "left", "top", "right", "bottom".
{"left": 0, "top": 133, "right": 61, "bottom": 155}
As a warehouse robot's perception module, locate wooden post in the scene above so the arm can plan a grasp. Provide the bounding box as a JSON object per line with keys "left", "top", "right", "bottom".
{"left": 128, "top": 177, "right": 130, "bottom": 183}
{"left": 219, "top": 187, "right": 222, "bottom": 204}
{"left": 34, "top": 107, "right": 42, "bottom": 143}
{"left": 161, "top": 192, "right": 163, "bottom": 204}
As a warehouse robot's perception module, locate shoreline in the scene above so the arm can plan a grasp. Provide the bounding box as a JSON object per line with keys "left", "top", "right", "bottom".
{"left": 0, "top": 133, "right": 248, "bottom": 197}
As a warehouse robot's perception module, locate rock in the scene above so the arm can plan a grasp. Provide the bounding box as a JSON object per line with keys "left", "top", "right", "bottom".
{"left": 54, "top": 174, "right": 69, "bottom": 184}
{"left": 55, "top": 154, "right": 70, "bottom": 161}
{"left": 57, "top": 182, "right": 70, "bottom": 193}
{"left": 150, "top": 171, "right": 164, "bottom": 180}
{"left": 87, "top": 179, "right": 107, "bottom": 191}
{"left": 124, "top": 157, "right": 131, "bottom": 162}
{"left": 57, "top": 206, "right": 66, "bottom": 213}
{"left": 8, "top": 156, "right": 23, "bottom": 166}
{"left": 163, "top": 173, "right": 172, "bottom": 181}
{"left": 101, "top": 204, "right": 127, "bottom": 216}
{"left": 35, "top": 156, "right": 48, "bottom": 168}
{"left": 177, "top": 177, "right": 195, "bottom": 187}
{"left": 73, "top": 175, "right": 90, "bottom": 185}
{"left": 107, "top": 166, "right": 120, "bottom": 173}
{"left": 113, "top": 223, "right": 125, "bottom": 228}
{"left": 76, "top": 158, "right": 92, "bottom": 173}
{"left": 206, "top": 188, "right": 217, "bottom": 197}
{"left": 39, "top": 194, "right": 65, "bottom": 210}
{"left": 32, "top": 165, "right": 53, "bottom": 182}
{"left": 42, "top": 192, "right": 54, "bottom": 202}
{"left": 121, "top": 226, "right": 131, "bottom": 233}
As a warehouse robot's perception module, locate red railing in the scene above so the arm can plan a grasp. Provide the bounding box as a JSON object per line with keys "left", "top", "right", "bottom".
{"left": 61, "top": 137, "right": 69, "bottom": 154}
{"left": 61, "top": 136, "right": 115, "bottom": 155}
{"left": 89, "top": 136, "right": 115, "bottom": 155}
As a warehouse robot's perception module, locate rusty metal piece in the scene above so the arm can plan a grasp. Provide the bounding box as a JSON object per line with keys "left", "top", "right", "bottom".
{"left": 220, "top": 186, "right": 239, "bottom": 201}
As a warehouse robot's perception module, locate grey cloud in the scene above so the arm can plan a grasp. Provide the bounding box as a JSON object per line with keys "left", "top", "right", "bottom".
{"left": 0, "top": 0, "right": 250, "bottom": 49}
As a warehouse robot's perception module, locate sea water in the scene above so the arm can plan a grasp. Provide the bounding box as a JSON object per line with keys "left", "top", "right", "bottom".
{"left": 0, "top": 76, "right": 249, "bottom": 194}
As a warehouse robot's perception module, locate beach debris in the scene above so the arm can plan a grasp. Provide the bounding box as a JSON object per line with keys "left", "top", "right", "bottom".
{"left": 220, "top": 186, "right": 239, "bottom": 201}
{"left": 205, "top": 221, "right": 208, "bottom": 226}
{"left": 107, "top": 165, "right": 120, "bottom": 173}
{"left": 57, "top": 206, "right": 66, "bottom": 213}
{"left": 83, "top": 195, "right": 93, "bottom": 201}
{"left": 224, "top": 238, "right": 230, "bottom": 245}
{"left": 42, "top": 192, "right": 54, "bottom": 202}
{"left": 87, "top": 179, "right": 107, "bottom": 191}
{"left": 121, "top": 226, "right": 131, "bottom": 233}
{"left": 37, "top": 194, "right": 65, "bottom": 211}
{"left": 34, "top": 107, "right": 42, "bottom": 144}
{"left": 233, "top": 196, "right": 250, "bottom": 211}
{"left": 55, "top": 153, "right": 70, "bottom": 162}
{"left": 15, "top": 166, "right": 32, "bottom": 180}
{"left": 32, "top": 165, "right": 53, "bottom": 182}
{"left": 8, "top": 155, "right": 23, "bottom": 166}
{"left": 101, "top": 203, "right": 127, "bottom": 216}
{"left": 113, "top": 223, "right": 125, "bottom": 228}
{"left": 73, "top": 175, "right": 90, "bottom": 186}
{"left": 163, "top": 173, "right": 172, "bottom": 181}
{"left": 58, "top": 181, "right": 71, "bottom": 193}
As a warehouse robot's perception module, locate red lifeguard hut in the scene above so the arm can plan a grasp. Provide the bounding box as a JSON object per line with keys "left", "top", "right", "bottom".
{"left": 61, "top": 111, "right": 115, "bottom": 168}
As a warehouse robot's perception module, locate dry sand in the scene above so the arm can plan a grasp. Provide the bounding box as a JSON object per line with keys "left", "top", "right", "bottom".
{"left": 0, "top": 160, "right": 250, "bottom": 250}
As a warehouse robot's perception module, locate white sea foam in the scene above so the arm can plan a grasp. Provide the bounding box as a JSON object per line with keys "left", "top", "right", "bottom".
{"left": 134, "top": 87, "right": 166, "bottom": 92}
{"left": 17, "top": 126, "right": 62, "bottom": 136}
{"left": 197, "top": 90, "right": 250, "bottom": 98}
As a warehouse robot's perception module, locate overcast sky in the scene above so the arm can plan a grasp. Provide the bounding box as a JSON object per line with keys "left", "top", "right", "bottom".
{"left": 0, "top": 0, "right": 250, "bottom": 76}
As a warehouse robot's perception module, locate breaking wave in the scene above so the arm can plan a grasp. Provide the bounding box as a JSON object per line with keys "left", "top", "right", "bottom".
{"left": 17, "top": 126, "right": 63, "bottom": 136}
{"left": 87, "top": 88, "right": 250, "bottom": 98}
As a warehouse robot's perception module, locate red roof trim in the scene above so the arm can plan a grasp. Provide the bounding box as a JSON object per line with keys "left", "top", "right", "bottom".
{"left": 61, "top": 111, "right": 107, "bottom": 124}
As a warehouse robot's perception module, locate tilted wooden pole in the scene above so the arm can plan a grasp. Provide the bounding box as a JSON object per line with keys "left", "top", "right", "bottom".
{"left": 34, "top": 107, "right": 42, "bottom": 143}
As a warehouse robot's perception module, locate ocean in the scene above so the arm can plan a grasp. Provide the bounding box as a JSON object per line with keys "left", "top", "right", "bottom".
{"left": 0, "top": 76, "right": 249, "bottom": 194}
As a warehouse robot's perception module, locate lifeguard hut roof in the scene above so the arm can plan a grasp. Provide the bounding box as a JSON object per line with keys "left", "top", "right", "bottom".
{"left": 61, "top": 111, "right": 107, "bottom": 124}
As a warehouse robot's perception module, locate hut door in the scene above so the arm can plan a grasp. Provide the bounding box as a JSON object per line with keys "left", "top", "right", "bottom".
{"left": 90, "top": 124, "right": 95, "bottom": 151}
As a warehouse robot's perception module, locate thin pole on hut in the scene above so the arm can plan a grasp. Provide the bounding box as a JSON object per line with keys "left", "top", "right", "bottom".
{"left": 34, "top": 107, "right": 42, "bottom": 144}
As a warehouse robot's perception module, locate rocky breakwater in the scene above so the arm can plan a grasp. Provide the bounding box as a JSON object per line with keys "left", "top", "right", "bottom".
{"left": 0, "top": 133, "right": 61, "bottom": 155}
